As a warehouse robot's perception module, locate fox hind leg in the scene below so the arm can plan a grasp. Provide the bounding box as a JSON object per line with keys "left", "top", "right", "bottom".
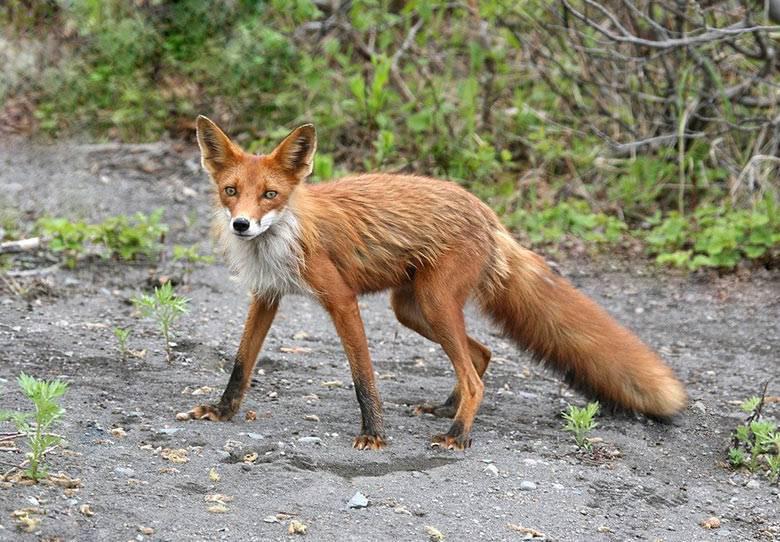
{"left": 391, "top": 284, "right": 491, "bottom": 419}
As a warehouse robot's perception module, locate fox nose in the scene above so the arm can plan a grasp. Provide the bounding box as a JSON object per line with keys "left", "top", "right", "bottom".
{"left": 232, "top": 217, "right": 250, "bottom": 233}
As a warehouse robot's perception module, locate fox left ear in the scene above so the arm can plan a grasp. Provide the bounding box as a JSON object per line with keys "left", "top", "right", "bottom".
{"left": 270, "top": 124, "right": 317, "bottom": 180}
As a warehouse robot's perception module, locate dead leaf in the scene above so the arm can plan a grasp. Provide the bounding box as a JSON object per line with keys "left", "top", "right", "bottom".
{"left": 700, "top": 517, "right": 721, "bottom": 529}
{"left": 13, "top": 508, "right": 43, "bottom": 533}
{"left": 158, "top": 466, "right": 179, "bottom": 474}
{"left": 79, "top": 504, "right": 95, "bottom": 517}
{"left": 321, "top": 380, "right": 343, "bottom": 389}
{"left": 111, "top": 427, "right": 127, "bottom": 438}
{"left": 48, "top": 472, "right": 82, "bottom": 488}
{"left": 245, "top": 410, "right": 257, "bottom": 421}
{"left": 161, "top": 448, "right": 189, "bottom": 463}
{"left": 288, "top": 519, "right": 307, "bottom": 535}
{"left": 507, "top": 523, "right": 546, "bottom": 538}
{"left": 207, "top": 504, "right": 229, "bottom": 514}
{"left": 303, "top": 414, "right": 320, "bottom": 422}
{"left": 243, "top": 452, "right": 258, "bottom": 464}
{"left": 205, "top": 494, "right": 234, "bottom": 504}
{"left": 425, "top": 525, "right": 444, "bottom": 541}
{"left": 138, "top": 526, "right": 154, "bottom": 535}
{"left": 191, "top": 386, "right": 214, "bottom": 396}
{"left": 208, "top": 467, "right": 220, "bottom": 482}
{"left": 280, "top": 346, "right": 312, "bottom": 354}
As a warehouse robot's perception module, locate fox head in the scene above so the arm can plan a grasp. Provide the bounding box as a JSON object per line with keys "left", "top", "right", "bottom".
{"left": 196, "top": 115, "right": 316, "bottom": 240}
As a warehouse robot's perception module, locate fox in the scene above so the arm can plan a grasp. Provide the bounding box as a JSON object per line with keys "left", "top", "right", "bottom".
{"left": 176, "top": 115, "right": 687, "bottom": 450}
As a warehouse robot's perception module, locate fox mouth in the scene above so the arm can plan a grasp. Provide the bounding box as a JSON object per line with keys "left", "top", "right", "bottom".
{"left": 232, "top": 231, "right": 261, "bottom": 240}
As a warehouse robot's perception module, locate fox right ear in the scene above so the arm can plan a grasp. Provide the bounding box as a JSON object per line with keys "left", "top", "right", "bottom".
{"left": 196, "top": 115, "right": 241, "bottom": 177}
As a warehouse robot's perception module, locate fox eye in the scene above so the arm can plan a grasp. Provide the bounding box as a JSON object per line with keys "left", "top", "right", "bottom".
{"left": 263, "top": 190, "right": 278, "bottom": 199}
{"left": 224, "top": 186, "right": 237, "bottom": 196}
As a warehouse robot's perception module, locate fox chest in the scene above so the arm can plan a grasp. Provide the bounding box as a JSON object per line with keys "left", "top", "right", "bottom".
{"left": 221, "top": 222, "right": 310, "bottom": 300}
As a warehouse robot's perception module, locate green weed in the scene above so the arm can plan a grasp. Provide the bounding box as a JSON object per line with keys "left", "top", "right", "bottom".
{"left": 0, "top": 373, "right": 69, "bottom": 481}
{"left": 132, "top": 282, "right": 189, "bottom": 363}
{"left": 729, "top": 393, "right": 779, "bottom": 483}
{"left": 36, "top": 210, "right": 167, "bottom": 266}
{"left": 113, "top": 327, "right": 131, "bottom": 359}
{"left": 562, "top": 402, "right": 600, "bottom": 451}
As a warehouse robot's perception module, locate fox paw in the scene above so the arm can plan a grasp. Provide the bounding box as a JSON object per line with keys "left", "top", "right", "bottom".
{"left": 176, "top": 404, "right": 235, "bottom": 422}
{"left": 430, "top": 433, "right": 471, "bottom": 451}
{"left": 353, "top": 434, "right": 386, "bottom": 450}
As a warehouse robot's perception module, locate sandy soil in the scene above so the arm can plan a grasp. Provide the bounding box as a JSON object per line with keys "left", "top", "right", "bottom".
{"left": 0, "top": 139, "right": 778, "bottom": 541}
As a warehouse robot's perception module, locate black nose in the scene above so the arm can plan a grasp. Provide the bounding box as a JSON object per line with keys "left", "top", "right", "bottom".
{"left": 232, "top": 218, "right": 250, "bottom": 233}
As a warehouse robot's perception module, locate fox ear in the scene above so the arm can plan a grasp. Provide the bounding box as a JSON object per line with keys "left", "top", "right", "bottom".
{"left": 270, "top": 124, "right": 317, "bottom": 179}
{"left": 196, "top": 115, "right": 241, "bottom": 177}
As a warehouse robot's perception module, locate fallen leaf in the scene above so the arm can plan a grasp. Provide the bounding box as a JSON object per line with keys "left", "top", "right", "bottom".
{"left": 79, "top": 504, "right": 95, "bottom": 517}
{"left": 700, "top": 517, "right": 721, "bottom": 529}
{"left": 205, "top": 494, "right": 234, "bottom": 504}
{"left": 280, "top": 346, "right": 312, "bottom": 354}
{"left": 208, "top": 467, "right": 220, "bottom": 482}
{"left": 243, "top": 452, "right": 258, "bottom": 464}
{"left": 425, "top": 525, "right": 444, "bottom": 541}
{"left": 245, "top": 410, "right": 257, "bottom": 421}
{"left": 191, "top": 386, "right": 214, "bottom": 396}
{"left": 288, "top": 519, "right": 307, "bottom": 535}
{"left": 263, "top": 515, "right": 280, "bottom": 523}
{"left": 158, "top": 466, "right": 179, "bottom": 474}
{"left": 321, "top": 380, "right": 343, "bottom": 389}
{"left": 48, "top": 472, "right": 82, "bottom": 488}
{"left": 111, "top": 427, "right": 127, "bottom": 438}
{"left": 507, "top": 523, "right": 546, "bottom": 538}
{"left": 303, "top": 414, "right": 320, "bottom": 422}
{"left": 208, "top": 504, "right": 229, "bottom": 514}
{"left": 161, "top": 448, "right": 189, "bottom": 463}
{"left": 138, "top": 526, "right": 154, "bottom": 535}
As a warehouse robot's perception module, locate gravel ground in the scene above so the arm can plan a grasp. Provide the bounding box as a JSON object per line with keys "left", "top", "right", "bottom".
{"left": 0, "top": 139, "right": 778, "bottom": 541}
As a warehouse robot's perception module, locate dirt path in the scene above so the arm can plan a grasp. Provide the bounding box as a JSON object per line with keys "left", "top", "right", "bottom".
{"left": 0, "top": 140, "right": 778, "bottom": 541}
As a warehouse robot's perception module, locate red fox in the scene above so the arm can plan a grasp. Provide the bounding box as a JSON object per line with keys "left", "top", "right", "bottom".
{"left": 176, "top": 116, "right": 687, "bottom": 450}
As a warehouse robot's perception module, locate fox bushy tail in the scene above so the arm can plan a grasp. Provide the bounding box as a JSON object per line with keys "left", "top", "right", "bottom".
{"left": 480, "top": 232, "right": 686, "bottom": 417}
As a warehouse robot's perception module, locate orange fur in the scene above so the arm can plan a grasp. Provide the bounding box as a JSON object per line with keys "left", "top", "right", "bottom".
{"left": 178, "top": 117, "right": 687, "bottom": 450}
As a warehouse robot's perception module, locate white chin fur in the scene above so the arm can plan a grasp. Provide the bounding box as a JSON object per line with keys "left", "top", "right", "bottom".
{"left": 219, "top": 207, "right": 309, "bottom": 299}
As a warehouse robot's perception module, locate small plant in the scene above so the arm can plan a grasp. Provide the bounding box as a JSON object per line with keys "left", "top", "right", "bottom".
{"left": 36, "top": 217, "right": 96, "bottom": 268}
{"left": 562, "top": 401, "right": 600, "bottom": 450}
{"left": 98, "top": 209, "right": 167, "bottom": 261}
{"left": 37, "top": 211, "right": 167, "bottom": 267}
{"left": 0, "top": 373, "right": 69, "bottom": 481}
{"left": 113, "top": 327, "right": 131, "bottom": 359}
{"left": 729, "top": 390, "right": 779, "bottom": 483}
{"left": 132, "top": 282, "right": 189, "bottom": 363}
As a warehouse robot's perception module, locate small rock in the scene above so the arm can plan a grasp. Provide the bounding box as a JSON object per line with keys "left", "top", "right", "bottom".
{"left": 263, "top": 515, "right": 280, "bottom": 523}
{"left": 292, "top": 331, "right": 310, "bottom": 341}
{"left": 298, "top": 436, "right": 322, "bottom": 445}
{"left": 746, "top": 479, "right": 760, "bottom": 489}
{"left": 484, "top": 464, "right": 499, "bottom": 476}
{"left": 79, "top": 504, "right": 95, "bottom": 517}
{"left": 303, "top": 414, "right": 320, "bottom": 422}
{"left": 519, "top": 480, "right": 537, "bottom": 491}
{"left": 692, "top": 401, "right": 706, "bottom": 414}
{"left": 348, "top": 492, "right": 369, "bottom": 509}
{"left": 138, "top": 526, "right": 154, "bottom": 535}
{"left": 156, "top": 427, "right": 182, "bottom": 436}
{"left": 114, "top": 467, "right": 136, "bottom": 477}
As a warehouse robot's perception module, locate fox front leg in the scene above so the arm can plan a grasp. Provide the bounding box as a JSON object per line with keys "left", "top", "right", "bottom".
{"left": 176, "top": 297, "right": 278, "bottom": 421}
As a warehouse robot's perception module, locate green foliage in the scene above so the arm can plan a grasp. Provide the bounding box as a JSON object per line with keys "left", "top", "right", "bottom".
{"left": 132, "top": 282, "right": 189, "bottom": 363}
{"left": 97, "top": 209, "right": 167, "bottom": 261}
{"left": 4, "top": 1, "right": 780, "bottom": 271}
{"left": 562, "top": 402, "right": 600, "bottom": 451}
{"left": 506, "top": 200, "right": 627, "bottom": 245}
{"left": 36, "top": 210, "right": 167, "bottom": 266}
{"left": 729, "top": 395, "right": 779, "bottom": 483}
{"left": 113, "top": 327, "right": 131, "bottom": 359}
{"left": 645, "top": 198, "right": 780, "bottom": 270}
{"left": 36, "top": 218, "right": 97, "bottom": 268}
{"left": 0, "top": 373, "right": 69, "bottom": 481}
{"left": 173, "top": 243, "right": 215, "bottom": 281}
